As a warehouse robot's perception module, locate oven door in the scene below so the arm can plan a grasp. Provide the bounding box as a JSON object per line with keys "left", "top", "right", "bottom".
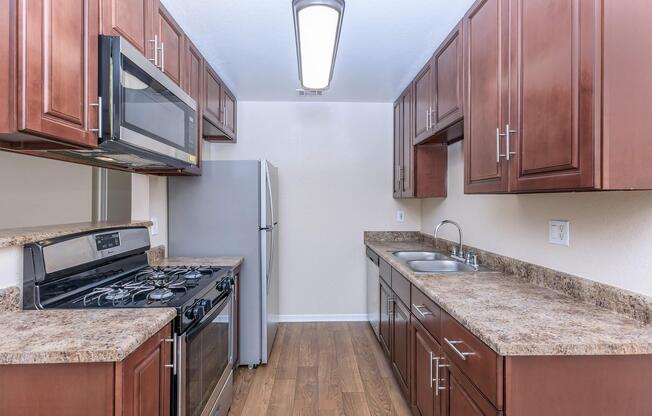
{"left": 178, "top": 293, "right": 234, "bottom": 416}
{"left": 99, "top": 35, "right": 198, "bottom": 167}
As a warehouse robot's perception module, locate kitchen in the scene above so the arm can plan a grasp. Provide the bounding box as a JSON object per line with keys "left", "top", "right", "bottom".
{"left": 0, "top": 0, "right": 651, "bottom": 415}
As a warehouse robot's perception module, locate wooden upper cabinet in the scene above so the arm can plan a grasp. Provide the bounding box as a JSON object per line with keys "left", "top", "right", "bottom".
{"left": 432, "top": 22, "right": 464, "bottom": 132}
{"left": 393, "top": 99, "right": 402, "bottom": 198}
{"left": 203, "top": 66, "right": 223, "bottom": 130}
{"left": 508, "top": 0, "right": 596, "bottom": 192}
{"left": 401, "top": 86, "right": 415, "bottom": 197}
{"left": 18, "top": 0, "right": 100, "bottom": 148}
{"left": 463, "top": 0, "right": 509, "bottom": 193}
{"left": 101, "top": 0, "right": 156, "bottom": 61}
{"left": 413, "top": 62, "right": 434, "bottom": 144}
{"left": 156, "top": 4, "right": 184, "bottom": 86}
{"left": 222, "top": 87, "right": 237, "bottom": 138}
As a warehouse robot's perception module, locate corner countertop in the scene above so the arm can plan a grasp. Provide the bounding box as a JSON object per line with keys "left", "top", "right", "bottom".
{"left": 366, "top": 240, "right": 652, "bottom": 356}
{"left": 0, "top": 221, "right": 153, "bottom": 249}
{"left": 152, "top": 256, "right": 244, "bottom": 269}
{"left": 0, "top": 308, "right": 176, "bottom": 365}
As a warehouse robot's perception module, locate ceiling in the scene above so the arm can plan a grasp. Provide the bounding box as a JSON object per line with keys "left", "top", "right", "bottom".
{"left": 161, "top": 0, "right": 475, "bottom": 102}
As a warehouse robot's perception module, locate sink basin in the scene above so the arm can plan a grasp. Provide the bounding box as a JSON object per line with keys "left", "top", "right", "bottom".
{"left": 392, "top": 251, "right": 451, "bottom": 261}
{"left": 407, "top": 260, "right": 481, "bottom": 273}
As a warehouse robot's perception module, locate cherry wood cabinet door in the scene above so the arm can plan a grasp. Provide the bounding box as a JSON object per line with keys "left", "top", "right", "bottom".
{"left": 411, "top": 321, "right": 442, "bottom": 416}
{"left": 101, "top": 0, "right": 156, "bottom": 60}
{"left": 157, "top": 4, "right": 183, "bottom": 86}
{"left": 19, "top": 0, "right": 99, "bottom": 148}
{"left": 508, "top": 0, "right": 597, "bottom": 191}
{"left": 204, "top": 66, "right": 223, "bottom": 130}
{"left": 401, "top": 86, "right": 415, "bottom": 197}
{"left": 441, "top": 356, "right": 500, "bottom": 416}
{"left": 118, "top": 325, "right": 172, "bottom": 416}
{"left": 222, "top": 87, "right": 237, "bottom": 139}
{"left": 379, "top": 280, "right": 392, "bottom": 357}
{"left": 463, "top": 0, "right": 509, "bottom": 193}
{"left": 392, "top": 298, "right": 410, "bottom": 397}
{"left": 393, "top": 99, "right": 402, "bottom": 198}
{"left": 433, "top": 21, "right": 464, "bottom": 131}
{"left": 413, "top": 62, "right": 433, "bottom": 144}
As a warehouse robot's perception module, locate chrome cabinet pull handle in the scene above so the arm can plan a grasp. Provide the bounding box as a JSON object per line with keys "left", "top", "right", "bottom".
{"left": 159, "top": 42, "right": 165, "bottom": 72}
{"left": 445, "top": 337, "right": 476, "bottom": 361}
{"left": 162, "top": 335, "right": 177, "bottom": 374}
{"left": 505, "top": 123, "right": 517, "bottom": 161}
{"left": 496, "top": 128, "right": 501, "bottom": 162}
{"left": 89, "top": 96, "right": 102, "bottom": 135}
{"left": 413, "top": 304, "right": 433, "bottom": 317}
{"left": 434, "top": 355, "right": 440, "bottom": 394}
{"left": 429, "top": 351, "right": 434, "bottom": 388}
{"left": 149, "top": 35, "right": 158, "bottom": 66}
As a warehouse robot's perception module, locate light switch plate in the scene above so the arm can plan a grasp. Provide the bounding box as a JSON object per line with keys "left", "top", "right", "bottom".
{"left": 151, "top": 217, "right": 159, "bottom": 236}
{"left": 549, "top": 220, "right": 569, "bottom": 246}
{"left": 396, "top": 210, "right": 405, "bottom": 223}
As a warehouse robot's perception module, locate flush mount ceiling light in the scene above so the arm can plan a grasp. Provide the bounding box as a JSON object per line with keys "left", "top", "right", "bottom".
{"left": 292, "top": 0, "right": 345, "bottom": 91}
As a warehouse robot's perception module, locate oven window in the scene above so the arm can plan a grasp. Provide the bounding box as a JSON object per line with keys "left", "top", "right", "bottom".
{"left": 120, "top": 58, "right": 195, "bottom": 152}
{"left": 185, "top": 298, "right": 231, "bottom": 416}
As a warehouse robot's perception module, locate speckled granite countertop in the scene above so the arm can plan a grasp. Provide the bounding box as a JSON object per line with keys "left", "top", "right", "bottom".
{"left": 366, "top": 240, "right": 652, "bottom": 356}
{"left": 0, "top": 308, "right": 176, "bottom": 364}
{"left": 0, "top": 221, "right": 153, "bottom": 248}
{"left": 152, "top": 256, "right": 244, "bottom": 269}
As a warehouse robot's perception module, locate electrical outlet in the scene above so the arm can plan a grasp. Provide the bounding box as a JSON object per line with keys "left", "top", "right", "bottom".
{"left": 549, "top": 220, "right": 569, "bottom": 246}
{"left": 396, "top": 210, "right": 405, "bottom": 223}
{"left": 151, "top": 217, "right": 159, "bottom": 236}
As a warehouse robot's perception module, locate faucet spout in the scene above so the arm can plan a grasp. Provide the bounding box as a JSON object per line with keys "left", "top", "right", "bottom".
{"left": 434, "top": 220, "right": 463, "bottom": 257}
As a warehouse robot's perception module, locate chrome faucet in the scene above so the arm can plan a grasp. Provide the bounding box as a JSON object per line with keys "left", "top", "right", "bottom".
{"left": 434, "top": 220, "right": 465, "bottom": 261}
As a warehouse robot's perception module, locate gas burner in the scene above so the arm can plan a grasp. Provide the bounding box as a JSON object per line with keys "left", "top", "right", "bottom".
{"left": 104, "top": 288, "right": 130, "bottom": 301}
{"left": 147, "top": 287, "right": 175, "bottom": 302}
{"left": 184, "top": 269, "right": 203, "bottom": 280}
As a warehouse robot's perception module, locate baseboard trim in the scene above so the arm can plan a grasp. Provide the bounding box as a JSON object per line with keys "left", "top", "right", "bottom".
{"left": 278, "top": 314, "right": 368, "bottom": 323}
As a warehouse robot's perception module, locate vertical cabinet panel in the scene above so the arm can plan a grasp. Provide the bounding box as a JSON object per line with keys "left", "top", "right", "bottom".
{"left": 464, "top": 0, "right": 509, "bottom": 193}
{"left": 119, "top": 325, "right": 172, "bottom": 416}
{"left": 413, "top": 63, "right": 433, "bottom": 144}
{"left": 412, "top": 321, "right": 442, "bottom": 416}
{"left": 393, "top": 100, "right": 402, "bottom": 198}
{"left": 203, "top": 66, "right": 223, "bottom": 130}
{"left": 433, "top": 22, "right": 464, "bottom": 130}
{"left": 401, "top": 87, "right": 415, "bottom": 197}
{"left": 222, "top": 88, "right": 237, "bottom": 138}
{"left": 392, "top": 298, "right": 410, "bottom": 396}
{"left": 379, "top": 280, "right": 392, "bottom": 357}
{"left": 101, "top": 0, "right": 155, "bottom": 59}
{"left": 509, "top": 0, "right": 596, "bottom": 191}
{"left": 20, "top": 0, "right": 99, "bottom": 147}
{"left": 157, "top": 5, "right": 183, "bottom": 86}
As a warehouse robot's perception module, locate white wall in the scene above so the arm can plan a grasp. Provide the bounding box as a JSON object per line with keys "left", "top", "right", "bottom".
{"left": 0, "top": 151, "right": 167, "bottom": 289}
{"left": 204, "top": 101, "right": 421, "bottom": 318}
{"left": 421, "top": 141, "right": 652, "bottom": 297}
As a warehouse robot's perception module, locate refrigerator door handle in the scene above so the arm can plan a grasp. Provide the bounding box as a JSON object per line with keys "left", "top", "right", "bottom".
{"left": 266, "top": 227, "right": 274, "bottom": 294}
{"left": 265, "top": 162, "right": 276, "bottom": 227}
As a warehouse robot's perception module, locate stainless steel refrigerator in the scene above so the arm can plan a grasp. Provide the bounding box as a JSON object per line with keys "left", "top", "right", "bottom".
{"left": 168, "top": 160, "right": 279, "bottom": 366}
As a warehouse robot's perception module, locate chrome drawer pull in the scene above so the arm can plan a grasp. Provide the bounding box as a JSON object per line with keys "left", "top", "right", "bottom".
{"left": 444, "top": 337, "right": 476, "bottom": 361}
{"left": 413, "top": 304, "right": 433, "bottom": 317}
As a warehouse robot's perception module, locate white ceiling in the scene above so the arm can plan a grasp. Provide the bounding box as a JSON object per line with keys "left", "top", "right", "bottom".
{"left": 161, "top": 0, "right": 475, "bottom": 102}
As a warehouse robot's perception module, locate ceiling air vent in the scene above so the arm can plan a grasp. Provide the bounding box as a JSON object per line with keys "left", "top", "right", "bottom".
{"left": 296, "top": 89, "right": 323, "bottom": 96}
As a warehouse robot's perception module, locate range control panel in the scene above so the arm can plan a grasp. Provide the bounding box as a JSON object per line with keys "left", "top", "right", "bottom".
{"left": 95, "top": 232, "right": 121, "bottom": 251}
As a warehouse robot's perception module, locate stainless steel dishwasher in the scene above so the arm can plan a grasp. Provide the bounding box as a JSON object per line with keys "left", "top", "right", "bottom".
{"left": 366, "top": 248, "right": 380, "bottom": 339}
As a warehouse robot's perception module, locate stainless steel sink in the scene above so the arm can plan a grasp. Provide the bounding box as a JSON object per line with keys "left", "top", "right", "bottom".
{"left": 392, "top": 251, "right": 451, "bottom": 261}
{"left": 406, "top": 260, "right": 491, "bottom": 273}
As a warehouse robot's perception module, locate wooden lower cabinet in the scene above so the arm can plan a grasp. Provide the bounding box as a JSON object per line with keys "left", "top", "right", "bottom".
{"left": 392, "top": 297, "right": 411, "bottom": 396}
{"left": 0, "top": 324, "right": 173, "bottom": 416}
{"left": 379, "top": 279, "right": 393, "bottom": 356}
{"left": 411, "top": 319, "right": 442, "bottom": 416}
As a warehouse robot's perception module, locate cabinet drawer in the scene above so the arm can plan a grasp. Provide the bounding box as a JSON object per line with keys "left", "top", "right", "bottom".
{"left": 441, "top": 311, "right": 503, "bottom": 410}
{"left": 410, "top": 286, "right": 441, "bottom": 342}
{"left": 391, "top": 268, "right": 410, "bottom": 306}
{"left": 379, "top": 258, "right": 391, "bottom": 285}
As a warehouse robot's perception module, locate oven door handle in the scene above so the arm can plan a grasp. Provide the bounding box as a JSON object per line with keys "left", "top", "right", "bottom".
{"left": 184, "top": 292, "right": 232, "bottom": 340}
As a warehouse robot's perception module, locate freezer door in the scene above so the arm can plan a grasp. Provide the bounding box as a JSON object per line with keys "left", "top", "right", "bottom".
{"left": 260, "top": 161, "right": 279, "bottom": 363}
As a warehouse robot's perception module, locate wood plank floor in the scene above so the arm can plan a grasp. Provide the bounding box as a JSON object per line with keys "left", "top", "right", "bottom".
{"left": 229, "top": 322, "right": 412, "bottom": 416}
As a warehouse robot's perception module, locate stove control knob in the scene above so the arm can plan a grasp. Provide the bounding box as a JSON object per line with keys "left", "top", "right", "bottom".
{"left": 217, "top": 281, "right": 227, "bottom": 292}
{"left": 199, "top": 299, "right": 212, "bottom": 310}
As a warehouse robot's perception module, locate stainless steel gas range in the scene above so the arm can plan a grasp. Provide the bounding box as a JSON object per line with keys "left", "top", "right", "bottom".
{"left": 22, "top": 226, "right": 235, "bottom": 416}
